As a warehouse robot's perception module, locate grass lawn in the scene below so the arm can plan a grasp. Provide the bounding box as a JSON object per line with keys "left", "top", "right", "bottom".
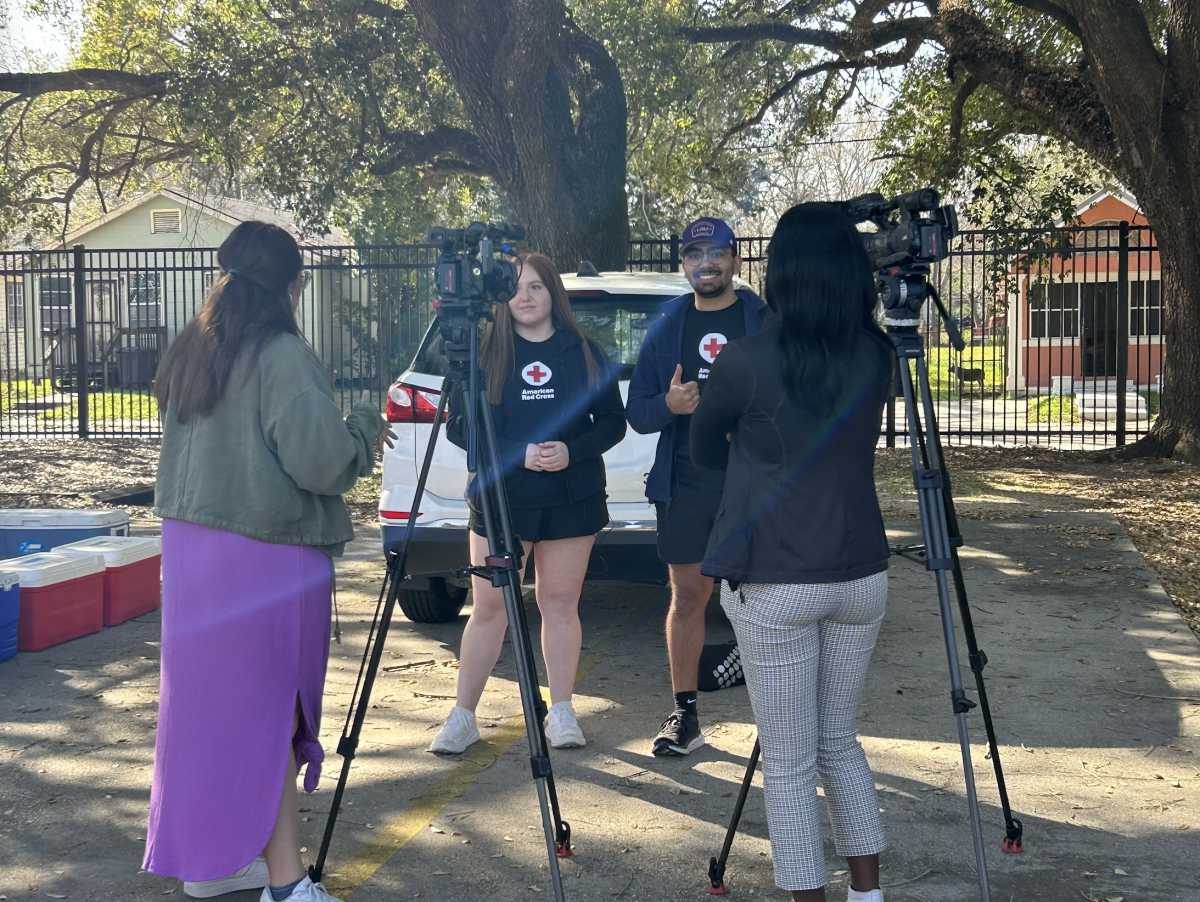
{"left": 40, "top": 390, "right": 159, "bottom": 423}
{"left": 923, "top": 341, "right": 1007, "bottom": 400}
{"left": 0, "top": 379, "right": 53, "bottom": 414}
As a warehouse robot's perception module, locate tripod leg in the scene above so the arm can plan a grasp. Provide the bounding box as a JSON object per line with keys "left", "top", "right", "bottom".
{"left": 707, "top": 737, "right": 761, "bottom": 894}
{"left": 310, "top": 380, "right": 453, "bottom": 882}
{"left": 925, "top": 385, "right": 1024, "bottom": 853}
{"left": 473, "top": 391, "right": 570, "bottom": 900}
{"left": 894, "top": 343, "right": 992, "bottom": 902}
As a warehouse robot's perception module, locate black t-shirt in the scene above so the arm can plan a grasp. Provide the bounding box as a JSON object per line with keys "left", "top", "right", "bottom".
{"left": 675, "top": 299, "right": 745, "bottom": 463}
{"left": 497, "top": 331, "right": 571, "bottom": 507}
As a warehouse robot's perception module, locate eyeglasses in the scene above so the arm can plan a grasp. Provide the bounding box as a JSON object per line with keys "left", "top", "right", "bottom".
{"left": 682, "top": 246, "right": 734, "bottom": 266}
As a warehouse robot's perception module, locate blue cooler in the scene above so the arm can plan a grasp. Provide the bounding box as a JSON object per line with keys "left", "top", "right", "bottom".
{"left": 0, "top": 509, "right": 131, "bottom": 558}
{"left": 0, "top": 571, "right": 17, "bottom": 662}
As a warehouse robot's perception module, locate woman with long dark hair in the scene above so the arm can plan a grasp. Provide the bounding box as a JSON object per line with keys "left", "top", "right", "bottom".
{"left": 691, "top": 203, "right": 894, "bottom": 902}
{"left": 428, "top": 253, "right": 625, "bottom": 754}
{"left": 144, "top": 222, "right": 391, "bottom": 902}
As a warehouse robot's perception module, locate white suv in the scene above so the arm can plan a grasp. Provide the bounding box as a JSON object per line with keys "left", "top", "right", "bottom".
{"left": 379, "top": 268, "right": 693, "bottom": 622}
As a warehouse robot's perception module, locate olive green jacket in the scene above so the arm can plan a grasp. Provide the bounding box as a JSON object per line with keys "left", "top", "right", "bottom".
{"left": 154, "top": 333, "right": 384, "bottom": 557}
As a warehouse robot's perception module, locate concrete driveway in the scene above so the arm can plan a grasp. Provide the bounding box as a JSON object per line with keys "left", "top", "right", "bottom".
{"left": 2, "top": 511, "right": 1197, "bottom": 901}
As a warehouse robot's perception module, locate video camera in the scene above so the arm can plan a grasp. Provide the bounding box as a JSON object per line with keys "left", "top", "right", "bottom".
{"left": 428, "top": 221, "right": 525, "bottom": 313}
{"left": 839, "top": 189, "right": 961, "bottom": 344}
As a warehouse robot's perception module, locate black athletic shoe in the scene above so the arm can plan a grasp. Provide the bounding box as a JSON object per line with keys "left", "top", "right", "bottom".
{"left": 652, "top": 708, "right": 704, "bottom": 757}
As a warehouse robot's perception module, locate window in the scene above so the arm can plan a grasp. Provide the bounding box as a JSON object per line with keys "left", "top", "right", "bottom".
{"left": 128, "top": 273, "right": 161, "bottom": 328}
{"left": 150, "top": 209, "right": 181, "bottom": 233}
{"left": 1028, "top": 282, "right": 1079, "bottom": 339}
{"left": 4, "top": 280, "right": 24, "bottom": 330}
{"left": 38, "top": 276, "right": 72, "bottom": 331}
{"left": 1130, "top": 280, "right": 1163, "bottom": 337}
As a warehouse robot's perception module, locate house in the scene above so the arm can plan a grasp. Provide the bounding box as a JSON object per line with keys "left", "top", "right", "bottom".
{"left": 1, "top": 189, "right": 369, "bottom": 389}
{"left": 1005, "top": 189, "right": 1165, "bottom": 401}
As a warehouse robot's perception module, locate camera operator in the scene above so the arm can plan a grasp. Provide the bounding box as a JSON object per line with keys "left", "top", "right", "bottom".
{"left": 690, "top": 203, "right": 893, "bottom": 902}
{"left": 429, "top": 253, "right": 626, "bottom": 754}
{"left": 145, "top": 222, "right": 393, "bottom": 902}
{"left": 626, "top": 217, "right": 769, "bottom": 757}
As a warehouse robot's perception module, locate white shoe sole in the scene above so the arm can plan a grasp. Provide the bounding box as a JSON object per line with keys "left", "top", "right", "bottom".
{"left": 654, "top": 734, "right": 705, "bottom": 756}
{"left": 547, "top": 733, "right": 586, "bottom": 749}
{"left": 183, "top": 859, "right": 269, "bottom": 898}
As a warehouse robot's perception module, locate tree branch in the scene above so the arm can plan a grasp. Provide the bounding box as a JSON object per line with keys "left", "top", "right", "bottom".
{"left": 0, "top": 69, "right": 169, "bottom": 97}
{"left": 369, "top": 124, "right": 493, "bottom": 176}
{"left": 680, "top": 16, "right": 933, "bottom": 61}
{"left": 1006, "top": 0, "right": 1082, "bottom": 39}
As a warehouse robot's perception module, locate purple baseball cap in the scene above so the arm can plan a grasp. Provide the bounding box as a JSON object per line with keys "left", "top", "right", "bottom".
{"left": 681, "top": 216, "right": 736, "bottom": 253}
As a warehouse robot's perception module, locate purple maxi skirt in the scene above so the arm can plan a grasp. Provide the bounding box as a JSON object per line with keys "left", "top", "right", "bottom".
{"left": 143, "top": 518, "right": 333, "bottom": 882}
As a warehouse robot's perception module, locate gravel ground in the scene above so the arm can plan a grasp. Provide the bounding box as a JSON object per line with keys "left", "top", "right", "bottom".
{"left": 2, "top": 438, "right": 1197, "bottom": 640}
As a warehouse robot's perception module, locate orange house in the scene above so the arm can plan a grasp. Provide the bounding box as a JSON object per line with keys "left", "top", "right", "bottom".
{"left": 1006, "top": 189, "right": 1165, "bottom": 394}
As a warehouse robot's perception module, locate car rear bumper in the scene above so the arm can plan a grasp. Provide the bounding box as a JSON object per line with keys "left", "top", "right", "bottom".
{"left": 380, "top": 521, "right": 667, "bottom": 587}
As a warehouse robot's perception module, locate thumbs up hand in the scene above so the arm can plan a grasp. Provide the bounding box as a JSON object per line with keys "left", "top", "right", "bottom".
{"left": 666, "top": 363, "right": 700, "bottom": 415}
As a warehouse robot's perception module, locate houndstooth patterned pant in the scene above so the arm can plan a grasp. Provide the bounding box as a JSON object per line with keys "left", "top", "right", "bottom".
{"left": 721, "top": 571, "right": 889, "bottom": 891}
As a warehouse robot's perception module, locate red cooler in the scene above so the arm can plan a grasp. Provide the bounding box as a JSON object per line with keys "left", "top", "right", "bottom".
{"left": 0, "top": 552, "right": 105, "bottom": 651}
{"left": 53, "top": 536, "right": 162, "bottom": 626}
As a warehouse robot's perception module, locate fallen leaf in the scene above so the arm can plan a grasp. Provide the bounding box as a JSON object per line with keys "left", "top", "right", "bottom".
{"left": 1114, "top": 867, "right": 1129, "bottom": 875}
{"left": 47, "top": 895, "right": 67, "bottom": 899}
{"left": 1180, "top": 824, "right": 1191, "bottom": 830}
{"left": 429, "top": 826, "right": 445, "bottom": 834}
{"left": 504, "top": 836, "right": 514, "bottom": 842}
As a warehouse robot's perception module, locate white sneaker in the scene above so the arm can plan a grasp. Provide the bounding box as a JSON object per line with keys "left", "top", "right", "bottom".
{"left": 544, "top": 701, "right": 586, "bottom": 749}
{"left": 429, "top": 705, "right": 480, "bottom": 754}
{"left": 259, "top": 876, "right": 342, "bottom": 901}
{"left": 847, "top": 887, "right": 883, "bottom": 902}
{"left": 184, "top": 857, "right": 268, "bottom": 898}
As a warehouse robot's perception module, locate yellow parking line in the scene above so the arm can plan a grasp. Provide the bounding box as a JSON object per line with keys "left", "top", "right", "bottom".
{"left": 324, "top": 593, "right": 667, "bottom": 897}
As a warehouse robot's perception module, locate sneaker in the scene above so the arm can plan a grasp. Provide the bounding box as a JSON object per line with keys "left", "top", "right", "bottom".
{"left": 184, "top": 857, "right": 268, "bottom": 898}
{"left": 543, "top": 701, "right": 586, "bottom": 748}
{"left": 428, "top": 705, "right": 479, "bottom": 754}
{"left": 258, "top": 876, "right": 342, "bottom": 902}
{"left": 847, "top": 888, "right": 883, "bottom": 902}
{"left": 652, "top": 708, "right": 704, "bottom": 757}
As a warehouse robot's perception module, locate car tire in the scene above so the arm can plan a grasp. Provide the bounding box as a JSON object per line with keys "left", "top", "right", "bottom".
{"left": 398, "top": 578, "right": 469, "bottom": 623}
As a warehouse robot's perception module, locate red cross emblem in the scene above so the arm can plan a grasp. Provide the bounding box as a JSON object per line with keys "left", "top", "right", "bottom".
{"left": 699, "top": 332, "right": 727, "bottom": 364}
{"left": 522, "top": 361, "right": 552, "bottom": 386}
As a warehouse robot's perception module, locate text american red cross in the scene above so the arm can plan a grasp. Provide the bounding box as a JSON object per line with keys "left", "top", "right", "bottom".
{"left": 704, "top": 337, "right": 725, "bottom": 358}
{"left": 527, "top": 365, "right": 548, "bottom": 383}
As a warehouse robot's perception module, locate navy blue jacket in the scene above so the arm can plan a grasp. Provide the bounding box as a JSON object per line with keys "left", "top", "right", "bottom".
{"left": 625, "top": 288, "right": 769, "bottom": 503}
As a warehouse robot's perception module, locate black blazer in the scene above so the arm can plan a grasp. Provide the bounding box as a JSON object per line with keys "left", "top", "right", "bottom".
{"left": 447, "top": 331, "right": 626, "bottom": 503}
{"left": 690, "top": 320, "right": 892, "bottom": 584}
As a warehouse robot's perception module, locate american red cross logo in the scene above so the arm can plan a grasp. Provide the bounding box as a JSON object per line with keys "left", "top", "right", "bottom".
{"left": 699, "top": 332, "right": 727, "bottom": 364}
{"left": 522, "top": 361, "right": 553, "bottom": 386}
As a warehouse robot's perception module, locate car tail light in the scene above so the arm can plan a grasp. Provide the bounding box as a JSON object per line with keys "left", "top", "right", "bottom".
{"left": 386, "top": 382, "right": 446, "bottom": 423}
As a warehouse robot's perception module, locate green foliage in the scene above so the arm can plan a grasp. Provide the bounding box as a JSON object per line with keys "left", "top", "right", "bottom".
{"left": 923, "top": 345, "right": 1006, "bottom": 401}
{"left": 1027, "top": 394, "right": 1080, "bottom": 424}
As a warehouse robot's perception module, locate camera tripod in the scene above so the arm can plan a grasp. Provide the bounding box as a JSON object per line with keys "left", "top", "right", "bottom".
{"left": 310, "top": 309, "right": 572, "bottom": 901}
{"left": 705, "top": 311, "right": 1022, "bottom": 902}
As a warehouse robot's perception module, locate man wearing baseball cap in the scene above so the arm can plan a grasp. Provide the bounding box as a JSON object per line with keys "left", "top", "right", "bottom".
{"left": 626, "top": 216, "right": 769, "bottom": 756}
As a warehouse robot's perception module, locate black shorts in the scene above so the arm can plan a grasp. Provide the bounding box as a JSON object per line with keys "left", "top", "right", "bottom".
{"left": 469, "top": 494, "right": 609, "bottom": 544}
{"left": 655, "top": 463, "right": 724, "bottom": 565}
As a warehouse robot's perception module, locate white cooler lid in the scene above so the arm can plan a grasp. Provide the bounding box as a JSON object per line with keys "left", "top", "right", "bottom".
{"left": 0, "top": 552, "right": 106, "bottom": 588}
{"left": 0, "top": 508, "right": 130, "bottom": 528}
{"left": 0, "top": 571, "right": 17, "bottom": 591}
{"left": 53, "top": 536, "right": 161, "bottom": 567}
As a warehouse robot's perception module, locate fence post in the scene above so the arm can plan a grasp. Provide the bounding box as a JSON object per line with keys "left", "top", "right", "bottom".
{"left": 669, "top": 234, "right": 680, "bottom": 272}
{"left": 72, "top": 244, "right": 89, "bottom": 439}
{"left": 1116, "top": 222, "right": 1129, "bottom": 446}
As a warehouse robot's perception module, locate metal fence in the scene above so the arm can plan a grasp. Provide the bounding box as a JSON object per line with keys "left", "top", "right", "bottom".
{"left": 1, "top": 244, "right": 437, "bottom": 437}
{"left": 1, "top": 224, "right": 1165, "bottom": 447}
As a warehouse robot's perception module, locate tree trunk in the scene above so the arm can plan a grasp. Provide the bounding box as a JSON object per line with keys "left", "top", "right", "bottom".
{"left": 1118, "top": 192, "right": 1200, "bottom": 463}
{"left": 407, "top": 0, "right": 629, "bottom": 272}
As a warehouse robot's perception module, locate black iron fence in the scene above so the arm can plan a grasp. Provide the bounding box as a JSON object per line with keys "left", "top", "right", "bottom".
{"left": 1, "top": 224, "right": 1166, "bottom": 447}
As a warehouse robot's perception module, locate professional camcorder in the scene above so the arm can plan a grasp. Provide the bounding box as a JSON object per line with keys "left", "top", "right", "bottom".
{"left": 428, "top": 221, "right": 525, "bottom": 312}
{"left": 839, "top": 189, "right": 960, "bottom": 339}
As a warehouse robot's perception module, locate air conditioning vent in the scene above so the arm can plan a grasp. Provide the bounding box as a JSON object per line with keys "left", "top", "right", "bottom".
{"left": 150, "top": 209, "right": 181, "bottom": 233}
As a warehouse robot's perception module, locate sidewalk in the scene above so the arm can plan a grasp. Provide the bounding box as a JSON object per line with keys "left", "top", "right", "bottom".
{"left": 1, "top": 511, "right": 1197, "bottom": 900}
